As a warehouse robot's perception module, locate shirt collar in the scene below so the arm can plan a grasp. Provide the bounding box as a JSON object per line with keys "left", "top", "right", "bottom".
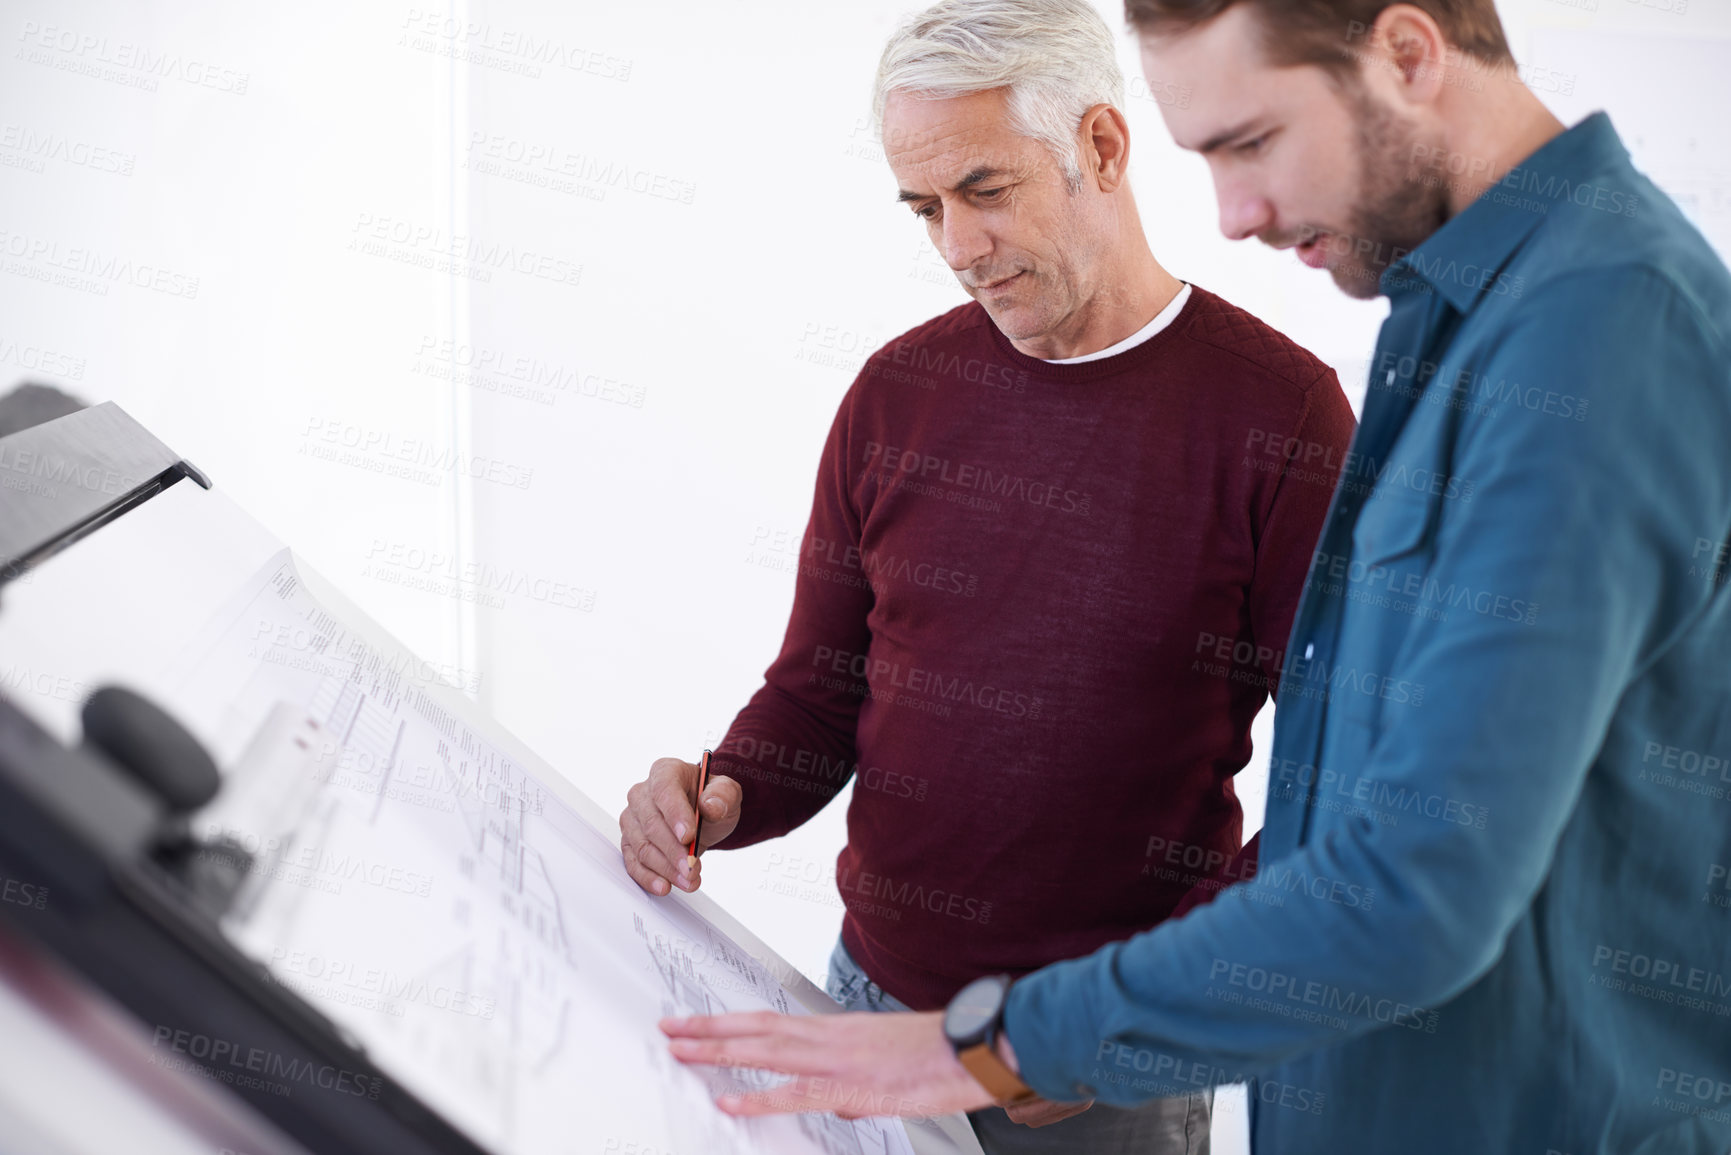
{"left": 1380, "top": 111, "right": 1627, "bottom": 311}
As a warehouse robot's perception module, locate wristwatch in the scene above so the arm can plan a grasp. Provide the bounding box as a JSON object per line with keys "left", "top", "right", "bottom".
{"left": 943, "top": 974, "right": 1038, "bottom": 1106}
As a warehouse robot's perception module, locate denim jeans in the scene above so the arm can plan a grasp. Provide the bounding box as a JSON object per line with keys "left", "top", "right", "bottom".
{"left": 825, "top": 937, "right": 1212, "bottom": 1155}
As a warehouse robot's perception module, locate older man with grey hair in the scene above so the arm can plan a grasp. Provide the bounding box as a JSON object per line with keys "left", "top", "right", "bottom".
{"left": 622, "top": 1, "right": 1355, "bottom": 1150}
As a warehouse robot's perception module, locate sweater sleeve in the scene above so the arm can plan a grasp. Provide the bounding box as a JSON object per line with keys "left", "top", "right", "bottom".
{"left": 1169, "top": 831, "right": 1260, "bottom": 920}
{"left": 1249, "top": 367, "right": 1358, "bottom": 696}
{"left": 1167, "top": 371, "right": 1353, "bottom": 917}
{"left": 708, "top": 383, "right": 877, "bottom": 849}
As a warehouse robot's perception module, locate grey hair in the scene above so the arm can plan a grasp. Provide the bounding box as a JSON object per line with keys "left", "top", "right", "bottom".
{"left": 873, "top": 0, "right": 1126, "bottom": 191}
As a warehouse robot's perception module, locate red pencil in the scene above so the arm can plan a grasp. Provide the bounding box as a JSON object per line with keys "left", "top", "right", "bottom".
{"left": 687, "top": 749, "right": 712, "bottom": 863}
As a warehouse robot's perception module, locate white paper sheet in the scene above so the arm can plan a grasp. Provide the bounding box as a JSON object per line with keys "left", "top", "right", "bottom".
{"left": 167, "top": 549, "right": 915, "bottom": 1155}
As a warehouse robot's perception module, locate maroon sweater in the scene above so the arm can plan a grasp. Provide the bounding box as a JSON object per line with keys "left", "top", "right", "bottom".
{"left": 711, "top": 286, "right": 1355, "bottom": 1010}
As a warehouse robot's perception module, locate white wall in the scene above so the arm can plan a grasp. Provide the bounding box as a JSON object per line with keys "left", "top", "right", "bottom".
{"left": 4, "top": 1, "right": 1728, "bottom": 1150}
{"left": 1, "top": 2, "right": 484, "bottom": 677}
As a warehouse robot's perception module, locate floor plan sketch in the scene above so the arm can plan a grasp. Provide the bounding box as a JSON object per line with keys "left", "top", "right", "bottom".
{"left": 161, "top": 550, "right": 915, "bottom": 1155}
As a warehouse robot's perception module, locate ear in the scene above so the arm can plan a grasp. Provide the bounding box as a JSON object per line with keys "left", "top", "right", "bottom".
{"left": 1082, "top": 103, "right": 1132, "bottom": 191}
{"left": 1363, "top": 3, "right": 1449, "bottom": 109}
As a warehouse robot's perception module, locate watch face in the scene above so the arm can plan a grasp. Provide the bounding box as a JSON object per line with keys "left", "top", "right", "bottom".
{"left": 944, "top": 976, "right": 1005, "bottom": 1042}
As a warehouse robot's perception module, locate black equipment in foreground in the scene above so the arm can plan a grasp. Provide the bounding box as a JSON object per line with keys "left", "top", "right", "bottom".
{"left": 0, "top": 402, "right": 488, "bottom": 1155}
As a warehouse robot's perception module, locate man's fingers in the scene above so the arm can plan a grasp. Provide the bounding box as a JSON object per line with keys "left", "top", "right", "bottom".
{"left": 668, "top": 1037, "right": 791, "bottom": 1071}
{"left": 697, "top": 775, "right": 742, "bottom": 850}
{"left": 620, "top": 805, "right": 693, "bottom": 895}
{"left": 716, "top": 1079, "right": 825, "bottom": 1117}
{"left": 666, "top": 1010, "right": 976, "bottom": 1120}
{"left": 718, "top": 1080, "right": 941, "bottom": 1119}
{"left": 618, "top": 758, "right": 723, "bottom": 895}
{"left": 632, "top": 782, "right": 700, "bottom": 887}
{"left": 1005, "top": 1098, "right": 1094, "bottom": 1127}
{"left": 631, "top": 832, "right": 693, "bottom": 894}
{"left": 666, "top": 1033, "right": 818, "bottom": 1077}
{"left": 650, "top": 762, "right": 700, "bottom": 844}
{"left": 631, "top": 796, "right": 688, "bottom": 866}
{"left": 660, "top": 1010, "right": 802, "bottom": 1039}
{"left": 701, "top": 773, "right": 742, "bottom": 814}
{"left": 663, "top": 1013, "right": 850, "bottom": 1083}
{"left": 620, "top": 841, "right": 673, "bottom": 897}
{"left": 715, "top": 1076, "right": 864, "bottom": 1117}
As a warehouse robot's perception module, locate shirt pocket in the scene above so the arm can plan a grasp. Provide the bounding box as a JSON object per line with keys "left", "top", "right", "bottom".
{"left": 1329, "top": 484, "right": 1445, "bottom": 735}
{"left": 1351, "top": 482, "right": 1436, "bottom": 567}
{"left": 1347, "top": 406, "right": 1460, "bottom": 566}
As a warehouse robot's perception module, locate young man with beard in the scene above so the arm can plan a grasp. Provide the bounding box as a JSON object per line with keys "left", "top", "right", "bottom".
{"left": 619, "top": 1, "right": 1356, "bottom": 1150}
{"left": 660, "top": 2, "right": 1731, "bottom": 1153}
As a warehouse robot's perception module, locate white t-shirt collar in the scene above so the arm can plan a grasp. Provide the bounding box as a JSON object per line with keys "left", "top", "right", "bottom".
{"left": 1041, "top": 282, "right": 1193, "bottom": 365}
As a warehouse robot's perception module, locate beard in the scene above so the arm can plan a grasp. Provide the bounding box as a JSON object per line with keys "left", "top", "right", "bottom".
{"left": 1322, "top": 87, "right": 1453, "bottom": 299}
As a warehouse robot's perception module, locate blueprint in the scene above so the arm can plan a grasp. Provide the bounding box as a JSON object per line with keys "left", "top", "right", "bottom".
{"left": 169, "top": 549, "right": 913, "bottom": 1155}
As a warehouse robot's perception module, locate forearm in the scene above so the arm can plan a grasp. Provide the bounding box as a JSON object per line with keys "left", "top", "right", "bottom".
{"left": 710, "top": 382, "right": 874, "bottom": 850}
{"left": 710, "top": 681, "right": 861, "bottom": 848}
{"left": 1002, "top": 823, "right": 1468, "bottom": 1106}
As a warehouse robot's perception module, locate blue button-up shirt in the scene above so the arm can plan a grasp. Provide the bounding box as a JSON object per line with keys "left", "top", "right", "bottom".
{"left": 1004, "top": 113, "right": 1731, "bottom": 1153}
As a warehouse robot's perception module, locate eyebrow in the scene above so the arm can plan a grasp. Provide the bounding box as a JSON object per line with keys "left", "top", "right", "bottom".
{"left": 1194, "top": 119, "right": 1268, "bottom": 156}
{"left": 896, "top": 166, "right": 1009, "bottom": 203}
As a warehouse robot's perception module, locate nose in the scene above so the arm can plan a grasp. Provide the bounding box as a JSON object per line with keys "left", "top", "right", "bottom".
{"left": 938, "top": 204, "right": 992, "bottom": 273}
{"left": 1214, "top": 172, "right": 1275, "bottom": 243}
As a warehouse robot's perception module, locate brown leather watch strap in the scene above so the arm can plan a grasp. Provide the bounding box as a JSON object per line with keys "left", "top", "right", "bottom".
{"left": 956, "top": 1042, "right": 1039, "bottom": 1106}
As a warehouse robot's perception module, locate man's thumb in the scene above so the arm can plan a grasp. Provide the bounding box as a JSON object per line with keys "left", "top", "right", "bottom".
{"left": 702, "top": 776, "right": 741, "bottom": 819}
